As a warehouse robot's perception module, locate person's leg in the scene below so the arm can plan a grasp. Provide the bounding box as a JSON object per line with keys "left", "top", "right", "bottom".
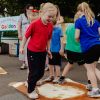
{"left": 44, "top": 52, "right": 57, "bottom": 82}
{"left": 94, "top": 61, "right": 100, "bottom": 80}
{"left": 58, "top": 62, "right": 73, "bottom": 84}
{"left": 27, "top": 50, "right": 39, "bottom": 99}
{"left": 84, "top": 63, "right": 98, "bottom": 88}
{"left": 53, "top": 65, "right": 61, "bottom": 83}
{"left": 45, "top": 55, "right": 49, "bottom": 71}
{"left": 19, "top": 41, "right": 27, "bottom": 70}
{"left": 27, "top": 51, "right": 46, "bottom": 91}
{"left": 58, "top": 50, "right": 75, "bottom": 83}
{"left": 20, "top": 61, "right": 27, "bottom": 70}
{"left": 53, "top": 52, "right": 61, "bottom": 77}
{"left": 84, "top": 63, "right": 100, "bottom": 97}
{"left": 55, "top": 65, "right": 61, "bottom": 77}
{"left": 49, "top": 64, "right": 55, "bottom": 77}
{"left": 44, "top": 64, "right": 54, "bottom": 82}
{"left": 84, "top": 45, "right": 100, "bottom": 97}
{"left": 85, "top": 63, "right": 94, "bottom": 91}
{"left": 62, "top": 62, "right": 73, "bottom": 77}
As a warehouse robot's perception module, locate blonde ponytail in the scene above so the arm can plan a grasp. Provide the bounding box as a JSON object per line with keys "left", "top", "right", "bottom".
{"left": 77, "top": 2, "right": 95, "bottom": 26}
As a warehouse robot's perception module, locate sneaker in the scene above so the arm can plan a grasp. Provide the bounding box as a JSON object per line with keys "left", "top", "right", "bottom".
{"left": 87, "top": 89, "right": 100, "bottom": 97}
{"left": 45, "top": 66, "right": 49, "bottom": 71}
{"left": 57, "top": 77, "right": 65, "bottom": 84}
{"left": 36, "top": 80, "right": 44, "bottom": 86}
{"left": 44, "top": 76, "right": 54, "bottom": 82}
{"left": 98, "top": 59, "right": 100, "bottom": 63}
{"left": 27, "top": 90, "right": 39, "bottom": 99}
{"left": 24, "top": 81, "right": 28, "bottom": 88}
{"left": 20, "top": 63, "right": 27, "bottom": 70}
{"left": 53, "top": 77, "right": 60, "bottom": 83}
{"left": 86, "top": 84, "right": 92, "bottom": 91}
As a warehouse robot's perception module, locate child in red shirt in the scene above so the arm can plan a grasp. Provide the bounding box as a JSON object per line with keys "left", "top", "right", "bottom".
{"left": 20, "top": 2, "right": 57, "bottom": 99}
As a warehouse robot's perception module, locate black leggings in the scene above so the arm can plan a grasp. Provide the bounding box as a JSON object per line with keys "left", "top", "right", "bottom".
{"left": 27, "top": 49, "right": 46, "bottom": 93}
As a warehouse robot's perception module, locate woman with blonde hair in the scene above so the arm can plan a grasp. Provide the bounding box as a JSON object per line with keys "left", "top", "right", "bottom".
{"left": 75, "top": 2, "right": 100, "bottom": 97}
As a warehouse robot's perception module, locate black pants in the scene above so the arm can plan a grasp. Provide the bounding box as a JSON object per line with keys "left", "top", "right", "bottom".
{"left": 27, "top": 49, "right": 46, "bottom": 93}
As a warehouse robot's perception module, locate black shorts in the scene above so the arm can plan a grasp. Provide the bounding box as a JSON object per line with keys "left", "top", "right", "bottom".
{"left": 49, "top": 52, "right": 61, "bottom": 66}
{"left": 66, "top": 50, "right": 85, "bottom": 65}
{"left": 83, "top": 45, "right": 100, "bottom": 64}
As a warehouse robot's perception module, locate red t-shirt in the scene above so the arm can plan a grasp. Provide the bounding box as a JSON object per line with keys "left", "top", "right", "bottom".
{"left": 25, "top": 18, "right": 53, "bottom": 52}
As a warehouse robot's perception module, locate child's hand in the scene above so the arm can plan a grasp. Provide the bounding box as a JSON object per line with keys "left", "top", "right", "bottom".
{"left": 47, "top": 50, "right": 52, "bottom": 59}
{"left": 63, "top": 53, "right": 67, "bottom": 59}
{"left": 59, "top": 50, "right": 64, "bottom": 57}
{"left": 19, "top": 47, "right": 24, "bottom": 54}
{"left": 18, "top": 36, "right": 22, "bottom": 41}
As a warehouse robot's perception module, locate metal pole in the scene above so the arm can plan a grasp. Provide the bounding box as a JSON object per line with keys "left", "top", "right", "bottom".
{"left": 0, "top": 32, "right": 1, "bottom": 45}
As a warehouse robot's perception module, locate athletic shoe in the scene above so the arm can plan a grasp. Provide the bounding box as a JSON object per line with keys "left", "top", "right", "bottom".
{"left": 87, "top": 89, "right": 100, "bottom": 97}
{"left": 24, "top": 81, "right": 28, "bottom": 88}
{"left": 53, "top": 77, "right": 60, "bottom": 83}
{"left": 57, "top": 76, "right": 65, "bottom": 84}
{"left": 36, "top": 80, "right": 44, "bottom": 86}
{"left": 27, "top": 90, "right": 39, "bottom": 99}
{"left": 86, "top": 84, "right": 92, "bottom": 91}
{"left": 20, "top": 63, "right": 27, "bottom": 70}
{"left": 45, "top": 66, "right": 49, "bottom": 71}
{"left": 44, "top": 76, "right": 54, "bottom": 82}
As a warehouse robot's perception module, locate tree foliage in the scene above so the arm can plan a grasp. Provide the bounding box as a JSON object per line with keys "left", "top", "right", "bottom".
{"left": 0, "top": 0, "right": 100, "bottom": 19}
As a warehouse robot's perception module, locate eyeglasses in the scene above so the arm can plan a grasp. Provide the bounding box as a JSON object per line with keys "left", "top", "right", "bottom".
{"left": 28, "top": 9, "right": 33, "bottom": 10}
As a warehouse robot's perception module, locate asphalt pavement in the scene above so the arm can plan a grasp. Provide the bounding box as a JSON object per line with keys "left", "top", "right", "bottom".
{"left": 0, "top": 54, "right": 100, "bottom": 100}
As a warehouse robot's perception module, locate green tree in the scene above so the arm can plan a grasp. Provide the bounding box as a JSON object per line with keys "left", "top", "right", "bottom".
{"left": 0, "top": 0, "right": 100, "bottom": 20}
{"left": 0, "top": 0, "right": 23, "bottom": 16}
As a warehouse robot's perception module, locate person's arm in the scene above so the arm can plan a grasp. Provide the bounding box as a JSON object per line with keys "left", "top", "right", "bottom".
{"left": 18, "top": 21, "right": 22, "bottom": 40}
{"left": 62, "top": 33, "right": 67, "bottom": 45}
{"left": 47, "top": 39, "right": 52, "bottom": 59}
{"left": 75, "top": 29, "right": 80, "bottom": 42}
{"left": 17, "top": 14, "right": 23, "bottom": 40}
{"left": 57, "top": 16, "right": 64, "bottom": 24}
{"left": 20, "top": 22, "right": 34, "bottom": 54}
{"left": 19, "top": 36, "right": 27, "bottom": 54}
{"left": 96, "top": 20, "right": 100, "bottom": 36}
{"left": 47, "top": 25, "right": 53, "bottom": 59}
{"left": 75, "top": 19, "right": 81, "bottom": 42}
{"left": 59, "top": 27, "right": 64, "bottom": 56}
{"left": 98, "top": 27, "right": 100, "bottom": 36}
{"left": 59, "top": 37, "right": 65, "bottom": 56}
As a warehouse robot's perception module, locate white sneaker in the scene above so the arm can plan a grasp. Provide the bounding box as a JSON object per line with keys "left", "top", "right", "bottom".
{"left": 53, "top": 77, "right": 59, "bottom": 83}
{"left": 44, "top": 76, "right": 54, "bottom": 82}
{"left": 87, "top": 89, "right": 100, "bottom": 97}
{"left": 45, "top": 66, "right": 49, "bottom": 71}
{"left": 20, "top": 63, "right": 27, "bottom": 70}
{"left": 86, "top": 84, "right": 92, "bottom": 91}
{"left": 27, "top": 90, "right": 39, "bottom": 99}
{"left": 24, "top": 81, "right": 28, "bottom": 88}
{"left": 98, "top": 59, "right": 100, "bottom": 63}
